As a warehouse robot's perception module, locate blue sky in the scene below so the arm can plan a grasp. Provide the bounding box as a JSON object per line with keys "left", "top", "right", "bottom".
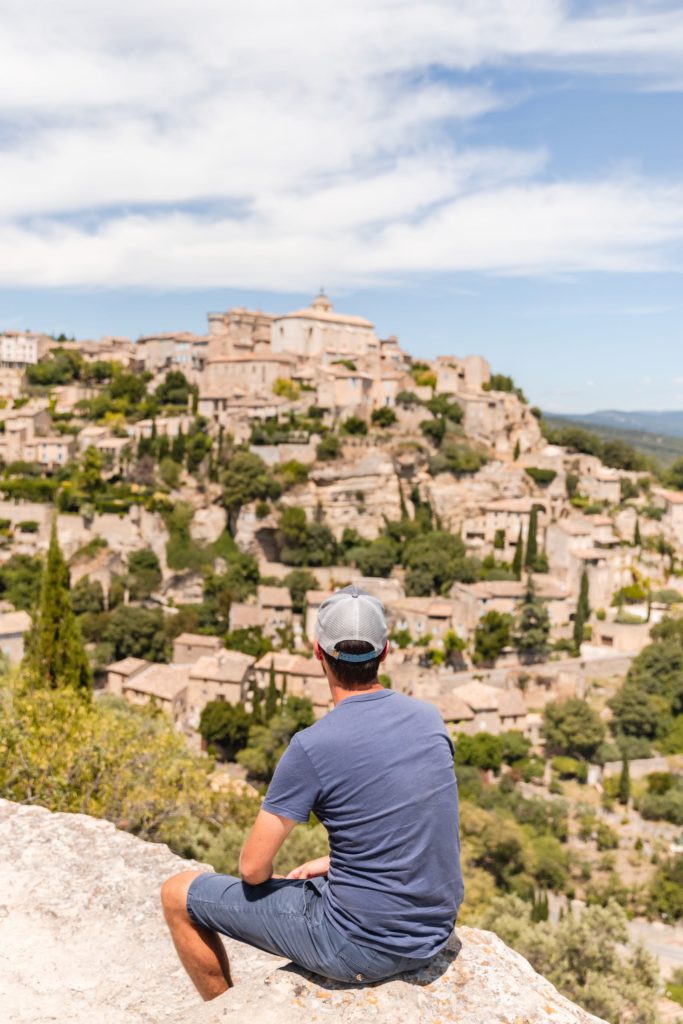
{"left": 0, "top": 1, "right": 682, "bottom": 413}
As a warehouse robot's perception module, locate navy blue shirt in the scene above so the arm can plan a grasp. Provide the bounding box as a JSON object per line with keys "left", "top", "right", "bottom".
{"left": 262, "top": 689, "right": 464, "bottom": 958}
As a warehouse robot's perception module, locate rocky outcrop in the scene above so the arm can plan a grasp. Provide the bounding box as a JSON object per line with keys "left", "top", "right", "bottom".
{"left": 0, "top": 799, "right": 606, "bottom": 1024}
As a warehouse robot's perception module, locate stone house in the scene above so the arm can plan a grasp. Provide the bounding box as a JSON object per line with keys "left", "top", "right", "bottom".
{"left": 257, "top": 585, "right": 293, "bottom": 636}
{"left": 385, "top": 597, "right": 458, "bottom": 644}
{"left": 104, "top": 657, "right": 150, "bottom": 696}
{"left": 271, "top": 292, "right": 379, "bottom": 362}
{"left": 0, "top": 404, "right": 52, "bottom": 463}
{"left": 172, "top": 633, "right": 222, "bottom": 664}
{"left": 135, "top": 333, "right": 197, "bottom": 374}
{"left": 449, "top": 680, "right": 528, "bottom": 735}
{"left": 450, "top": 578, "right": 571, "bottom": 634}
{"left": 173, "top": 650, "right": 257, "bottom": 739}
{"left": 22, "top": 434, "right": 77, "bottom": 470}
{"left": 579, "top": 467, "right": 621, "bottom": 504}
{"left": 229, "top": 602, "right": 267, "bottom": 632}
{"left": 434, "top": 355, "right": 490, "bottom": 395}
{"left": 0, "top": 609, "right": 32, "bottom": 663}
{"left": 125, "top": 415, "right": 192, "bottom": 443}
{"left": 652, "top": 487, "right": 683, "bottom": 542}
{"left": 120, "top": 663, "right": 191, "bottom": 714}
{"left": 254, "top": 652, "right": 330, "bottom": 718}
{"left": 202, "top": 353, "right": 296, "bottom": 398}
{"left": 590, "top": 618, "right": 653, "bottom": 655}
{"left": 315, "top": 364, "right": 374, "bottom": 417}
{"left": 463, "top": 497, "right": 549, "bottom": 555}
{"left": 0, "top": 331, "right": 55, "bottom": 367}
{"left": 206, "top": 307, "right": 275, "bottom": 358}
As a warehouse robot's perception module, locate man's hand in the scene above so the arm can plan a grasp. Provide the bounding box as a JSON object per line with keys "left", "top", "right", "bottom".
{"left": 286, "top": 855, "right": 330, "bottom": 880}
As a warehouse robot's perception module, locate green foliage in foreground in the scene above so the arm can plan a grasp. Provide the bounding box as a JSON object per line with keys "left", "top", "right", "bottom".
{"left": 476, "top": 896, "right": 658, "bottom": 1024}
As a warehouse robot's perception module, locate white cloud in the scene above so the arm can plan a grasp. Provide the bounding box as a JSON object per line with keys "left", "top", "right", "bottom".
{"left": 0, "top": 1, "right": 683, "bottom": 288}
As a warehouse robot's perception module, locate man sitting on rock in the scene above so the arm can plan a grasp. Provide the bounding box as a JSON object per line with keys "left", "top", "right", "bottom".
{"left": 161, "top": 585, "right": 464, "bottom": 999}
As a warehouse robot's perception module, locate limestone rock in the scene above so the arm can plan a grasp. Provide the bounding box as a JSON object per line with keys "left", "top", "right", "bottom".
{"left": 0, "top": 799, "right": 606, "bottom": 1024}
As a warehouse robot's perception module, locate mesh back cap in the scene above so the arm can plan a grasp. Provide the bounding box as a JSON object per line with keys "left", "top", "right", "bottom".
{"left": 316, "top": 584, "right": 388, "bottom": 662}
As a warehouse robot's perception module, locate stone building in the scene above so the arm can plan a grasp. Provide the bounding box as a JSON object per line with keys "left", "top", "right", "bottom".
{"left": 434, "top": 354, "right": 490, "bottom": 395}
{"left": 202, "top": 353, "right": 296, "bottom": 398}
{"left": 0, "top": 330, "right": 55, "bottom": 367}
{"left": 172, "top": 633, "right": 222, "bottom": 664}
{"left": 271, "top": 292, "right": 379, "bottom": 362}
{"left": 206, "top": 308, "right": 275, "bottom": 358}
{"left": 0, "top": 609, "right": 32, "bottom": 663}
{"left": 652, "top": 487, "right": 683, "bottom": 542}
{"left": 254, "top": 651, "right": 330, "bottom": 717}
{"left": 256, "top": 585, "right": 293, "bottom": 636}
{"left": 315, "top": 364, "right": 374, "bottom": 416}
{"left": 436, "top": 680, "right": 528, "bottom": 736}
{"left": 450, "top": 578, "right": 571, "bottom": 634}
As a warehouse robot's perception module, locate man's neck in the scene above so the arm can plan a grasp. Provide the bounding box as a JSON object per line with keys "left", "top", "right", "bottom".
{"left": 331, "top": 681, "right": 384, "bottom": 706}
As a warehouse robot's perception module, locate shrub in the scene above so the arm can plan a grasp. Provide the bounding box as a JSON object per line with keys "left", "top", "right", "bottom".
{"left": 316, "top": 434, "right": 341, "bottom": 461}
{"left": 371, "top": 407, "right": 397, "bottom": 428}
{"left": 525, "top": 467, "right": 557, "bottom": 487}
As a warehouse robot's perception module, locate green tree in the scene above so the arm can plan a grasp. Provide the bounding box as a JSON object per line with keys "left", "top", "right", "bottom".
{"left": 222, "top": 450, "right": 281, "bottom": 533}
{"left": 102, "top": 605, "right": 169, "bottom": 662}
{"left": 473, "top": 610, "right": 512, "bottom": 665}
{"left": 316, "top": 434, "right": 341, "bottom": 460}
{"left": 71, "top": 577, "right": 105, "bottom": 616}
{"left": 476, "top": 896, "right": 658, "bottom": 1024}
{"left": 511, "top": 526, "right": 524, "bottom": 580}
{"left": 371, "top": 406, "right": 397, "bottom": 428}
{"left": 127, "top": 548, "right": 162, "bottom": 601}
{"left": 265, "top": 660, "right": 279, "bottom": 722}
{"left": 634, "top": 518, "right": 642, "bottom": 547}
{"left": 618, "top": 756, "right": 631, "bottom": 805}
{"left": 542, "top": 698, "right": 605, "bottom": 760}
{"left": 198, "top": 701, "right": 250, "bottom": 759}
{"left": 524, "top": 505, "right": 538, "bottom": 568}
{"left": 402, "top": 531, "right": 479, "bottom": 596}
{"left": 283, "top": 568, "right": 317, "bottom": 614}
{"left": 573, "top": 569, "right": 590, "bottom": 654}
{"left": 238, "top": 696, "right": 314, "bottom": 781}
{"left": 24, "top": 526, "right": 91, "bottom": 693}
{"left": 277, "top": 506, "right": 337, "bottom": 567}
{"left": 156, "top": 370, "right": 191, "bottom": 407}
{"left": 514, "top": 579, "right": 550, "bottom": 662}
{"left": 341, "top": 415, "right": 367, "bottom": 436}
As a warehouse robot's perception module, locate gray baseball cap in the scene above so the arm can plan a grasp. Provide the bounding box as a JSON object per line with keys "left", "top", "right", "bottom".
{"left": 316, "top": 584, "right": 388, "bottom": 663}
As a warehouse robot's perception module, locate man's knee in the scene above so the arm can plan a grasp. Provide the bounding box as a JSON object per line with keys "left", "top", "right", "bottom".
{"left": 160, "top": 870, "right": 202, "bottom": 918}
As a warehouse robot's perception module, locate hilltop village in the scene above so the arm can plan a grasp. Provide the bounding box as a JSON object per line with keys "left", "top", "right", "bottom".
{"left": 1, "top": 292, "right": 680, "bottom": 739}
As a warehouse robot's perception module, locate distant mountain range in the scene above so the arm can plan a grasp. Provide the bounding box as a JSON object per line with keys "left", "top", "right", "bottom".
{"left": 543, "top": 411, "right": 683, "bottom": 466}
{"left": 557, "top": 409, "right": 683, "bottom": 439}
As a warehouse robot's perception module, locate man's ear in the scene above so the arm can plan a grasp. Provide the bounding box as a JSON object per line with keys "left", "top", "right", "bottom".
{"left": 379, "top": 641, "right": 389, "bottom": 663}
{"left": 313, "top": 640, "right": 324, "bottom": 662}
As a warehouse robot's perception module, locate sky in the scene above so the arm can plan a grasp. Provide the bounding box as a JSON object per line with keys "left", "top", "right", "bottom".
{"left": 0, "top": 0, "right": 682, "bottom": 413}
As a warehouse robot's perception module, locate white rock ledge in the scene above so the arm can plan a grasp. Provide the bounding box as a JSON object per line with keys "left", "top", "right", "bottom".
{"left": 0, "top": 799, "right": 606, "bottom": 1024}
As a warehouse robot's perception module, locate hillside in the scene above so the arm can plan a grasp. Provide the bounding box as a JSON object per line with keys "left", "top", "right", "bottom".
{"left": 565, "top": 410, "right": 683, "bottom": 438}
{"left": 544, "top": 413, "right": 683, "bottom": 466}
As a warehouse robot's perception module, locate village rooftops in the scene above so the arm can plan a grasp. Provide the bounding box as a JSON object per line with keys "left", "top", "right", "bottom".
{"left": 453, "top": 680, "right": 527, "bottom": 717}
{"left": 229, "top": 603, "right": 266, "bottom": 630}
{"left": 255, "top": 652, "right": 325, "bottom": 678}
{"left": 206, "top": 353, "right": 295, "bottom": 365}
{"left": 174, "top": 633, "right": 222, "bottom": 650}
{"left": 276, "top": 292, "right": 374, "bottom": 329}
{"left": 432, "top": 693, "right": 475, "bottom": 722}
{"left": 190, "top": 651, "right": 255, "bottom": 684}
{"left": 652, "top": 487, "right": 683, "bottom": 505}
{"left": 123, "top": 664, "right": 190, "bottom": 702}
{"left": 104, "top": 656, "right": 149, "bottom": 677}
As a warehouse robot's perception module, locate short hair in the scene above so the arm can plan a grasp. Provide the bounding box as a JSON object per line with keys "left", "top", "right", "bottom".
{"left": 321, "top": 639, "right": 382, "bottom": 689}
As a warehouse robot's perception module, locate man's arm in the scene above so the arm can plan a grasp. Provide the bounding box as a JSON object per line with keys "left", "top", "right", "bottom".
{"left": 239, "top": 808, "right": 298, "bottom": 885}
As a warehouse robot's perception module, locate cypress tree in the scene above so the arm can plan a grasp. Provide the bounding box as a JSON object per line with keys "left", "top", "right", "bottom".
{"left": 250, "top": 680, "right": 264, "bottom": 725}
{"left": 524, "top": 505, "right": 538, "bottom": 569}
{"left": 265, "top": 659, "right": 278, "bottom": 722}
{"left": 24, "top": 524, "right": 92, "bottom": 693}
{"left": 634, "top": 518, "right": 642, "bottom": 547}
{"left": 618, "top": 756, "right": 630, "bottom": 806}
{"left": 573, "top": 569, "right": 590, "bottom": 654}
{"left": 513, "top": 439, "right": 521, "bottom": 461}
{"left": 512, "top": 525, "right": 524, "bottom": 580}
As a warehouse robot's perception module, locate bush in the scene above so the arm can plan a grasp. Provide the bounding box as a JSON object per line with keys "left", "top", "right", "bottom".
{"left": 316, "top": 434, "right": 341, "bottom": 461}
{"left": 341, "top": 415, "right": 367, "bottom": 436}
{"left": 371, "top": 407, "right": 397, "bottom": 428}
{"left": 17, "top": 520, "right": 40, "bottom": 534}
{"left": 429, "top": 443, "right": 488, "bottom": 477}
{"left": 525, "top": 467, "right": 557, "bottom": 487}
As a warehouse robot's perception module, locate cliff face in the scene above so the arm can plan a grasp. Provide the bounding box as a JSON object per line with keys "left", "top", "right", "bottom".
{"left": 0, "top": 799, "right": 606, "bottom": 1024}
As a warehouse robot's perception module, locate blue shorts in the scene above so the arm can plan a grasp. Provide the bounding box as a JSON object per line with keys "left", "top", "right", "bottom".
{"left": 186, "top": 873, "right": 431, "bottom": 984}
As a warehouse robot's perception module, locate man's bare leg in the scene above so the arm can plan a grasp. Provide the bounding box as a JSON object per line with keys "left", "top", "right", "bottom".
{"left": 161, "top": 870, "right": 233, "bottom": 1001}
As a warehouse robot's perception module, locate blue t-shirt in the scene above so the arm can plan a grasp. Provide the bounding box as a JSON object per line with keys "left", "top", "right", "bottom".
{"left": 262, "top": 689, "right": 464, "bottom": 958}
